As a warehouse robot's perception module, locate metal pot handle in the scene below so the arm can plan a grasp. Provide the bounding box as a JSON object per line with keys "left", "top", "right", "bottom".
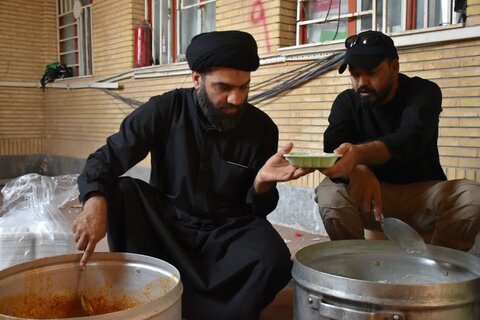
{"left": 308, "top": 294, "right": 405, "bottom": 320}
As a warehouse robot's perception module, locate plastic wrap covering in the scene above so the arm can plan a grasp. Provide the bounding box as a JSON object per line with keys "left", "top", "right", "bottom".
{"left": 0, "top": 173, "right": 80, "bottom": 270}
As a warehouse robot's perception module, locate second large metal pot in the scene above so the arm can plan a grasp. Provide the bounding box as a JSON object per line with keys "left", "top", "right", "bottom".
{"left": 293, "top": 240, "right": 480, "bottom": 320}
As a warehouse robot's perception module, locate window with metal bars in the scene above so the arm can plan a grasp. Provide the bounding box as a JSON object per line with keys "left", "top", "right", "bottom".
{"left": 147, "top": 0, "right": 216, "bottom": 65}
{"left": 57, "top": 0, "right": 93, "bottom": 76}
{"left": 296, "top": 0, "right": 466, "bottom": 45}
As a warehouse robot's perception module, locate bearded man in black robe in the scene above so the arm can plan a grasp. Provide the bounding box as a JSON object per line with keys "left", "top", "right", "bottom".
{"left": 73, "top": 30, "right": 313, "bottom": 320}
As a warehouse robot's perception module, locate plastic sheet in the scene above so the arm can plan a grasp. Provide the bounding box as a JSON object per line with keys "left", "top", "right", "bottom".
{"left": 0, "top": 173, "right": 79, "bottom": 270}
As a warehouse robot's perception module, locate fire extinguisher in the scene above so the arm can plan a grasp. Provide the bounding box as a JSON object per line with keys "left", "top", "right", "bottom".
{"left": 134, "top": 20, "right": 152, "bottom": 67}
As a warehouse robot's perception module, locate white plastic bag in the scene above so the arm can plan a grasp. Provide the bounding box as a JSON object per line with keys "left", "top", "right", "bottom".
{"left": 0, "top": 173, "right": 79, "bottom": 270}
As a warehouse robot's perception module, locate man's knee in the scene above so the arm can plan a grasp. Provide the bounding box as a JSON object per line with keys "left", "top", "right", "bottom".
{"left": 257, "top": 229, "right": 292, "bottom": 275}
{"left": 322, "top": 216, "right": 365, "bottom": 240}
{"left": 114, "top": 176, "right": 143, "bottom": 194}
{"left": 444, "top": 179, "right": 480, "bottom": 228}
{"left": 315, "top": 180, "right": 367, "bottom": 239}
{"left": 252, "top": 225, "right": 292, "bottom": 289}
{"left": 315, "top": 178, "right": 349, "bottom": 207}
{"left": 315, "top": 179, "right": 356, "bottom": 220}
{"left": 453, "top": 179, "right": 480, "bottom": 206}
{"left": 264, "top": 244, "right": 292, "bottom": 274}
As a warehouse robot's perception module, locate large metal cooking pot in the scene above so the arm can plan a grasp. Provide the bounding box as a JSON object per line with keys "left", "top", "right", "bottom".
{"left": 293, "top": 240, "right": 480, "bottom": 320}
{"left": 0, "top": 252, "right": 182, "bottom": 319}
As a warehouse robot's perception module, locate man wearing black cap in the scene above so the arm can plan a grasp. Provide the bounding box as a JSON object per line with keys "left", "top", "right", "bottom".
{"left": 73, "top": 30, "right": 313, "bottom": 319}
{"left": 315, "top": 30, "right": 480, "bottom": 252}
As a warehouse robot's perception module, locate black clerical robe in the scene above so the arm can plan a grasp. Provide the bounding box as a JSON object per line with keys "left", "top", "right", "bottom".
{"left": 77, "top": 88, "right": 292, "bottom": 320}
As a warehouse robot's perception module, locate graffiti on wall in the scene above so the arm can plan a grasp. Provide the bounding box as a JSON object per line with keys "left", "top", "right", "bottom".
{"left": 250, "top": 0, "right": 272, "bottom": 52}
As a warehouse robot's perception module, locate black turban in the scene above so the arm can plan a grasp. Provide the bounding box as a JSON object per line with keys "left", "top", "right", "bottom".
{"left": 186, "top": 30, "right": 260, "bottom": 72}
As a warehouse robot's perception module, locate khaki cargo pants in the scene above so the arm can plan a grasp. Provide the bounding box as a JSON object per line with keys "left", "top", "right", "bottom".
{"left": 315, "top": 178, "right": 480, "bottom": 251}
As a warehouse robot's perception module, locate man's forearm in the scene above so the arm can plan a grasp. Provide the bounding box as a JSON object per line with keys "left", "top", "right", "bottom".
{"left": 356, "top": 140, "right": 392, "bottom": 167}
{"left": 321, "top": 140, "right": 393, "bottom": 180}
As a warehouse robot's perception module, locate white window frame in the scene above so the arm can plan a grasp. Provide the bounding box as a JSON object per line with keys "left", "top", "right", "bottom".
{"left": 57, "top": 0, "right": 93, "bottom": 77}
{"left": 296, "top": 0, "right": 465, "bottom": 46}
{"left": 148, "top": 0, "right": 216, "bottom": 66}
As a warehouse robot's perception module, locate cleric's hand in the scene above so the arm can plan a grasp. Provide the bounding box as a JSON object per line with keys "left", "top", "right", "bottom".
{"left": 72, "top": 195, "right": 108, "bottom": 266}
{"left": 254, "top": 142, "right": 314, "bottom": 193}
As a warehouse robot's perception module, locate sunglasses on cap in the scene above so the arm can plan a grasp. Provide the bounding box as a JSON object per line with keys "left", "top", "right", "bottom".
{"left": 345, "top": 32, "right": 380, "bottom": 48}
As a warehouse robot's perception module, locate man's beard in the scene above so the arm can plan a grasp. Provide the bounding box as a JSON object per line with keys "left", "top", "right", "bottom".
{"left": 197, "top": 85, "right": 247, "bottom": 131}
{"left": 357, "top": 77, "right": 394, "bottom": 108}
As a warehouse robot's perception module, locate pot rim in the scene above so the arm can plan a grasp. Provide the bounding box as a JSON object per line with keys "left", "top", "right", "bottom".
{"left": 0, "top": 252, "right": 183, "bottom": 320}
{"left": 292, "top": 240, "right": 480, "bottom": 307}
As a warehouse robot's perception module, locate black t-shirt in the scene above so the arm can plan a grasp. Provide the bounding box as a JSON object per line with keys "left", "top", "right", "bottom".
{"left": 324, "top": 73, "right": 447, "bottom": 184}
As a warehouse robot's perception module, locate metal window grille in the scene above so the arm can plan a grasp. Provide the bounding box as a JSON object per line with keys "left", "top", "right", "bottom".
{"left": 57, "top": 0, "right": 93, "bottom": 76}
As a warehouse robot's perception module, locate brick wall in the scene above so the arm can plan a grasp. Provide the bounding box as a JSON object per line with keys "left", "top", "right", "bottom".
{"left": 1, "top": 0, "right": 479, "bottom": 187}
{"left": 468, "top": 0, "right": 480, "bottom": 26}
{"left": 93, "top": 0, "right": 144, "bottom": 77}
{"left": 217, "top": 0, "right": 296, "bottom": 54}
{"left": 0, "top": 0, "right": 56, "bottom": 156}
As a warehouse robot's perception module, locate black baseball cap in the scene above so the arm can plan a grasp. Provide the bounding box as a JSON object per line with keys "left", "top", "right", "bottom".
{"left": 339, "top": 30, "right": 399, "bottom": 74}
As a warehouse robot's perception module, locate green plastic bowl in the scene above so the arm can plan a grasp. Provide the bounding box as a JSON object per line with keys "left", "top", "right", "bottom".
{"left": 284, "top": 152, "right": 341, "bottom": 168}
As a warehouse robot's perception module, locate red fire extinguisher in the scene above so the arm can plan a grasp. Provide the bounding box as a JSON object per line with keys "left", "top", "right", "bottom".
{"left": 134, "top": 20, "right": 152, "bottom": 67}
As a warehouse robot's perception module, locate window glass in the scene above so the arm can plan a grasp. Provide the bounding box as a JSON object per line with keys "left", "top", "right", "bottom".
{"left": 416, "top": 0, "right": 426, "bottom": 28}
{"left": 80, "top": 7, "right": 92, "bottom": 75}
{"left": 149, "top": 0, "right": 216, "bottom": 65}
{"left": 296, "top": 0, "right": 464, "bottom": 45}
{"left": 358, "top": 0, "right": 373, "bottom": 31}
{"left": 304, "top": 0, "right": 339, "bottom": 20}
{"left": 429, "top": 0, "right": 453, "bottom": 26}
{"left": 387, "top": 1, "right": 405, "bottom": 32}
{"left": 61, "top": 39, "right": 76, "bottom": 54}
{"left": 308, "top": 20, "right": 348, "bottom": 43}
{"left": 178, "top": 1, "right": 216, "bottom": 60}
{"left": 151, "top": 0, "right": 170, "bottom": 65}
{"left": 179, "top": 6, "right": 198, "bottom": 59}
{"left": 61, "top": 23, "right": 76, "bottom": 39}
{"left": 183, "top": 0, "right": 197, "bottom": 6}
{"left": 203, "top": 2, "right": 216, "bottom": 34}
